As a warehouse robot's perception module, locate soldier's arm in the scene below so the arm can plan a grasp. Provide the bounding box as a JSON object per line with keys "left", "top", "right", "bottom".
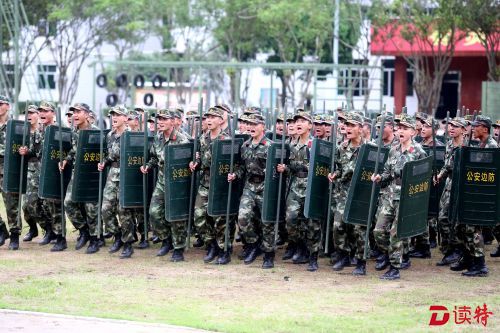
{"left": 146, "top": 142, "right": 159, "bottom": 169}
{"left": 64, "top": 132, "right": 78, "bottom": 165}
{"left": 379, "top": 150, "right": 394, "bottom": 187}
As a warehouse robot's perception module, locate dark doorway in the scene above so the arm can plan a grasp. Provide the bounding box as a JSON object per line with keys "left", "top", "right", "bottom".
{"left": 436, "top": 72, "right": 460, "bottom": 119}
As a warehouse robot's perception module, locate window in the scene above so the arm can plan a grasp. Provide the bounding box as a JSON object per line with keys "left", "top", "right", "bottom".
{"left": 338, "top": 60, "right": 369, "bottom": 96}
{"left": 38, "top": 65, "right": 56, "bottom": 89}
{"left": 382, "top": 60, "right": 414, "bottom": 97}
{"left": 2, "top": 64, "right": 15, "bottom": 88}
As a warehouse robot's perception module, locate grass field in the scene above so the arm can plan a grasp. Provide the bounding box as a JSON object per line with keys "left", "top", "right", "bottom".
{"left": 0, "top": 223, "right": 498, "bottom": 333}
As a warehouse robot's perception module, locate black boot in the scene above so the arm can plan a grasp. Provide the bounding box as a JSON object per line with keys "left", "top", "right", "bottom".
{"left": 282, "top": 242, "right": 296, "bottom": 261}
{"left": 352, "top": 259, "right": 366, "bottom": 276}
{"left": 238, "top": 243, "right": 250, "bottom": 260}
{"left": 436, "top": 248, "right": 461, "bottom": 266}
{"left": 216, "top": 249, "right": 231, "bottom": 265}
{"left": 119, "top": 242, "right": 134, "bottom": 259}
{"left": 307, "top": 252, "right": 319, "bottom": 272}
{"left": 490, "top": 246, "right": 500, "bottom": 258}
{"left": 409, "top": 245, "right": 431, "bottom": 259}
{"left": 170, "top": 248, "right": 185, "bottom": 262}
{"left": 98, "top": 235, "right": 106, "bottom": 248}
{"left": 330, "top": 251, "right": 340, "bottom": 265}
{"left": 244, "top": 243, "right": 262, "bottom": 265}
{"left": 23, "top": 224, "right": 38, "bottom": 242}
{"left": 203, "top": 240, "right": 220, "bottom": 263}
{"left": 332, "top": 251, "right": 350, "bottom": 271}
{"left": 375, "top": 254, "right": 390, "bottom": 271}
{"left": 369, "top": 247, "right": 382, "bottom": 259}
{"left": 292, "top": 242, "right": 309, "bottom": 264}
{"left": 8, "top": 233, "right": 20, "bottom": 250}
{"left": 136, "top": 233, "right": 150, "bottom": 249}
{"left": 109, "top": 232, "right": 123, "bottom": 253}
{"left": 86, "top": 236, "right": 100, "bottom": 254}
{"left": 0, "top": 224, "right": 10, "bottom": 247}
{"left": 262, "top": 251, "right": 275, "bottom": 269}
{"left": 400, "top": 254, "right": 411, "bottom": 270}
{"left": 75, "top": 226, "right": 90, "bottom": 250}
{"left": 157, "top": 239, "right": 172, "bottom": 257}
{"left": 462, "top": 256, "right": 488, "bottom": 277}
{"left": 39, "top": 227, "right": 56, "bottom": 246}
{"left": 192, "top": 235, "right": 204, "bottom": 248}
{"left": 450, "top": 255, "right": 472, "bottom": 271}
{"left": 150, "top": 235, "right": 161, "bottom": 244}
{"left": 50, "top": 235, "right": 67, "bottom": 252}
{"left": 429, "top": 228, "right": 437, "bottom": 249}
{"left": 380, "top": 265, "right": 400, "bottom": 280}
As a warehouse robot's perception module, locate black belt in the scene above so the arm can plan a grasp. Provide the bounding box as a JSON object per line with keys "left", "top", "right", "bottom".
{"left": 248, "top": 174, "right": 264, "bottom": 184}
{"left": 111, "top": 161, "right": 119, "bottom": 168}
{"left": 296, "top": 171, "right": 308, "bottom": 178}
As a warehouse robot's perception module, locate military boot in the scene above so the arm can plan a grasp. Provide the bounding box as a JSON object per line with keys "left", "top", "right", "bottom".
{"left": 330, "top": 250, "right": 340, "bottom": 265}
{"left": 409, "top": 244, "right": 431, "bottom": 259}
{"left": 450, "top": 255, "right": 472, "bottom": 271}
{"left": 98, "top": 234, "right": 106, "bottom": 248}
{"left": 429, "top": 227, "right": 437, "bottom": 249}
{"left": 203, "top": 240, "right": 219, "bottom": 263}
{"left": 136, "top": 233, "right": 149, "bottom": 249}
{"left": 119, "top": 242, "right": 134, "bottom": 259}
{"left": 262, "top": 251, "right": 275, "bottom": 269}
{"left": 0, "top": 224, "right": 9, "bottom": 247}
{"left": 238, "top": 243, "right": 250, "bottom": 260}
{"left": 244, "top": 243, "right": 262, "bottom": 265}
{"left": 108, "top": 232, "right": 123, "bottom": 253}
{"left": 23, "top": 222, "right": 38, "bottom": 242}
{"left": 462, "top": 257, "right": 488, "bottom": 277}
{"left": 216, "top": 248, "right": 231, "bottom": 265}
{"left": 292, "top": 241, "right": 309, "bottom": 264}
{"left": 307, "top": 252, "right": 319, "bottom": 272}
{"left": 75, "top": 226, "right": 90, "bottom": 250}
{"left": 436, "top": 248, "right": 461, "bottom": 266}
{"left": 380, "top": 265, "right": 400, "bottom": 280}
{"left": 400, "top": 254, "right": 411, "bottom": 270}
{"left": 86, "top": 236, "right": 100, "bottom": 254}
{"left": 282, "top": 241, "right": 296, "bottom": 261}
{"left": 375, "top": 254, "right": 390, "bottom": 271}
{"left": 50, "top": 235, "right": 67, "bottom": 252}
{"left": 332, "top": 251, "right": 350, "bottom": 271}
{"left": 170, "top": 248, "right": 184, "bottom": 262}
{"left": 39, "top": 227, "right": 56, "bottom": 246}
{"left": 8, "top": 233, "right": 20, "bottom": 250}
{"left": 157, "top": 239, "right": 172, "bottom": 257}
{"left": 352, "top": 259, "right": 366, "bottom": 276}
{"left": 490, "top": 246, "right": 500, "bottom": 258}
{"left": 192, "top": 235, "right": 204, "bottom": 248}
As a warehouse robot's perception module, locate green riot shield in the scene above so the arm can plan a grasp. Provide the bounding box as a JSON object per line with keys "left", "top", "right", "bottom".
{"left": 71, "top": 129, "right": 109, "bottom": 202}
{"left": 423, "top": 146, "right": 446, "bottom": 217}
{"left": 164, "top": 142, "right": 194, "bottom": 221}
{"left": 236, "top": 133, "right": 250, "bottom": 142}
{"left": 261, "top": 142, "right": 290, "bottom": 223}
{"left": 265, "top": 131, "right": 284, "bottom": 141}
{"left": 449, "top": 149, "right": 462, "bottom": 224}
{"left": 207, "top": 138, "right": 244, "bottom": 216}
{"left": 38, "top": 125, "right": 72, "bottom": 199}
{"left": 397, "top": 155, "right": 434, "bottom": 238}
{"left": 304, "top": 139, "right": 333, "bottom": 220}
{"left": 2, "top": 120, "right": 29, "bottom": 193}
{"left": 119, "top": 132, "right": 155, "bottom": 208}
{"left": 456, "top": 147, "right": 500, "bottom": 226}
{"left": 344, "top": 144, "right": 389, "bottom": 226}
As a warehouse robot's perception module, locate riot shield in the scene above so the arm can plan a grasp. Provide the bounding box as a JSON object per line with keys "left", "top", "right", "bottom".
{"left": 344, "top": 143, "right": 389, "bottom": 226}
{"left": 265, "top": 131, "right": 284, "bottom": 141}
{"left": 207, "top": 138, "right": 244, "bottom": 216}
{"left": 423, "top": 146, "right": 446, "bottom": 217}
{"left": 38, "top": 125, "right": 72, "bottom": 199}
{"left": 236, "top": 133, "right": 250, "bottom": 142}
{"left": 261, "top": 142, "right": 290, "bottom": 223}
{"left": 71, "top": 129, "right": 109, "bottom": 202}
{"left": 2, "top": 120, "right": 29, "bottom": 193}
{"left": 456, "top": 147, "right": 500, "bottom": 226}
{"left": 164, "top": 142, "right": 194, "bottom": 221}
{"left": 448, "top": 149, "right": 462, "bottom": 224}
{"left": 397, "top": 155, "right": 434, "bottom": 238}
{"left": 304, "top": 139, "right": 333, "bottom": 220}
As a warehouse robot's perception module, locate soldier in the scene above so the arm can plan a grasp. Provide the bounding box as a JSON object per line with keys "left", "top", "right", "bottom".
{"left": 313, "top": 115, "right": 326, "bottom": 139}
{"left": 286, "top": 116, "right": 297, "bottom": 144}
{"left": 173, "top": 107, "right": 191, "bottom": 139}
{"left": 228, "top": 113, "right": 274, "bottom": 267}
{"left": 451, "top": 115, "right": 497, "bottom": 277}
{"left": 127, "top": 110, "right": 141, "bottom": 132}
{"left": 362, "top": 117, "right": 372, "bottom": 142}
{"left": 328, "top": 112, "right": 368, "bottom": 275}
{"left": 278, "top": 111, "right": 321, "bottom": 271}
{"left": 435, "top": 117, "right": 467, "bottom": 266}
{"left": 493, "top": 120, "right": 500, "bottom": 142}
{"left": 65, "top": 109, "right": 73, "bottom": 127}
{"left": 59, "top": 103, "right": 101, "bottom": 254}
{"left": 189, "top": 107, "right": 231, "bottom": 264}
{"left": 0, "top": 95, "right": 21, "bottom": 250}
{"left": 238, "top": 114, "right": 249, "bottom": 134}
{"left": 371, "top": 114, "right": 427, "bottom": 280}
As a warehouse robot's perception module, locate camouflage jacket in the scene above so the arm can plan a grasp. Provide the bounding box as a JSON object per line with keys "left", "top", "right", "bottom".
{"left": 288, "top": 137, "right": 313, "bottom": 198}
{"left": 65, "top": 123, "right": 99, "bottom": 165}
{"left": 103, "top": 129, "right": 128, "bottom": 182}
{"left": 380, "top": 139, "right": 427, "bottom": 200}
{"left": 0, "top": 121, "right": 6, "bottom": 158}
{"left": 235, "top": 136, "right": 271, "bottom": 193}
{"left": 438, "top": 139, "right": 463, "bottom": 180}
{"left": 471, "top": 135, "right": 498, "bottom": 149}
{"left": 26, "top": 128, "right": 43, "bottom": 172}
{"left": 333, "top": 139, "right": 365, "bottom": 198}
{"left": 195, "top": 130, "right": 229, "bottom": 188}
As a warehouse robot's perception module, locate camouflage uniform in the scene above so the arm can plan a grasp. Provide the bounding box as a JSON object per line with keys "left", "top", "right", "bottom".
{"left": 0, "top": 121, "right": 20, "bottom": 235}
{"left": 147, "top": 128, "right": 190, "bottom": 248}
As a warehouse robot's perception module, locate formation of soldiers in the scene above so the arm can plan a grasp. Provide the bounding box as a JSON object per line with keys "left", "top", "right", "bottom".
{"left": 0, "top": 94, "right": 498, "bottom": 281}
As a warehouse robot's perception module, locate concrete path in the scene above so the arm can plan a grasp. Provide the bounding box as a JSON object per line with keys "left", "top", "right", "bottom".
{"left": 0, "top": 309, "right": 212, "bottom": 333}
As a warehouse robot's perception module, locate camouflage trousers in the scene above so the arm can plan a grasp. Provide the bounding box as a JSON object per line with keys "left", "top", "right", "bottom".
{"left": 285, "top": 190, "right": 321, "bottom": 253}
{"left": 149, "top": 177, "right": 186, "bottom": 249}
{"left": 374, "top": 199, "right": 405, "bottom": 269}
{"left": 101, "top": 172, "right": 136, "bottom": 243}
{"left": 134, "top": 208, "right": 147, "bottom": 236}
{"left": 237, "top": 188, "right": 276, "bottom": 253}
{"left": 0, "top": 164, "right": 20, "bottom": 234}
{"left": 23, "top": 169, "right": 49, "bottom": 230}
{"left": 194, "top": 184, "right": 235, "bottom": 249}
{"left": 45, "top": 199, "right": 62, "bottom": 235}
{"left": 411, "top": 217, "right": 437, "bottom": 250}
{"left": 455, "top": 224, "right": 484, "bottom": 258}
{"left": 333, "top": 209, "right": 367, "bottom": 260}
{"left": 64, "top": 177, "right": 99, "bottom": 236}
{"left": 437, "top": 179, "right": 459, "bottom": 253}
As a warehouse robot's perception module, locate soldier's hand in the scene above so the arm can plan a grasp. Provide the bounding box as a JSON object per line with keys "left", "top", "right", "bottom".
{"left": 227, "top": 173, "right": 236, "bottom": 182}
{"left": 140, "top": 165, "right": 149, "bottom": 174}
{"left": 195, "top": 152, "right": 200, "bottom": 160}
{"left": 371, "top": 174, "right": 381, "bottom": 183}
{"left": 189, "top": 161, "right": 198, "bottom": 172}
{"left": 433, "top": 174, "right": 441, "bottom": 185}
{"left": 59, "top": 160, "right": 67, "bottom": 172}
{"left": 97, "top": 162, "right": 105, "bottom": 172}
{"left": 327, "top": 172, "right": 336, "bottom": 183}
{"left": 276, "top": 164, "right": 286, "bottom": 173}
{"left": 18, "top": 146, "right": 28, "bottom": 155}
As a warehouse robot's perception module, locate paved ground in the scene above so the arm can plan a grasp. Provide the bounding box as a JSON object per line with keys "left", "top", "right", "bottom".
{"left": 0, "top": 309, "right": 212, "bottom": 333}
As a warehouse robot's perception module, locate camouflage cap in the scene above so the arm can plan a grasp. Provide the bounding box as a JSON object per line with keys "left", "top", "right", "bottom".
{"left": 375, "top": 114, "right": 394, "bottom": 127}
{"left": 65, "top": 109, "right": 73, "bottom": 116}
{"left": 109, "top": 105, "right": 128, "bottom": 116}
{"left": 243, "top": 106, "right": 261, "bottom": 116}
{"left": 214, "top": 104, "right": 231, "bottom": 114}
{"left": 0, "top": 95, "right": 10, "bottom": 104}
{"left": 245, "top": 113, "right": 265, "bottom": 125}
{"left": 448, "top": 117, "right": 467, "bottom": 128}
{"left": 421, "top": 117, "right": 439, "bottom": 129}
{"left": 156, "top": 108, "right": 173, "bottom": 119}
{"left": 313, "top": 114, "right": 324, "bottom": 124}
{"left": 276, "top": 112, "right": 285, "bottom": 122}
{"left": 38, "top": 100, "right": 55, "bottom": 112}
{"left": 492, "top": 120, "right": 500, "bottom": 128}
{"left": 205, "top": 107, "right": 224, "bottom": 119}
{"left": 415, "top": 112, "right": 428, "bottom": 121}
{"left": 134, "top": 107, "right": 145, "bottom": 113}
{"left": 463, "top": 114, "right": 474, "bottom": 125}
{"left": 293, "top": 111, "right": 312, "bottom": 123}
{"left": 363, "top": 116, "right": 372, "bottom": 126}
{"left": 186, "top": 110, "right": 200, "bottom": 119}
{"left": 27, "top": 104, "right": 39, "bottom": 113}
{"left": 69, "top": 103, "right": 90, "bottom": 113}
{"left": 171, "top": 109, "right": 182, "bottom": 119}
{"left": 394, "top": 113, "right": 416, "bottom": 129}
{"left": 174, "top": 107, "right": 184, "bottom": 114}
{"left": 340, "top": 112, "right": 364, "bottom": 126}
{"left": 128, "top": 110, "right": 140, "bottom": 120}
{"left": 238, "top": 114, "right": 249, "bottom": 122}
{"left": 472, "top": 115, "right": 492, "bottom": 129}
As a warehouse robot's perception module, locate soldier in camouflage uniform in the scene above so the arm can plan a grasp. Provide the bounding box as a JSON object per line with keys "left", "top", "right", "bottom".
{"left": 450, "top": 116, "right": 498, "bottom": 277}
{"left": 229, "top": 113, "right": 275, "bottom": 268}
{"left": 0, "top": 95, "right": 21, "bottom": 250}
{"left": 59, "top": 103, "right": 100, "bottom": 254}
{"left": 98, "top": 106, "right": 136, "bottom": 258}
{"left": 328, "top": 112, "right": 367, "bottom": 275}
{"left": 189, "top": 107, "right": 232, "bottom": 264}
{"left": 142, "top": 109, "right": 190, "bottom": 261}
{"left": 372, "top": 114, "right": 427, "bottom": 280}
